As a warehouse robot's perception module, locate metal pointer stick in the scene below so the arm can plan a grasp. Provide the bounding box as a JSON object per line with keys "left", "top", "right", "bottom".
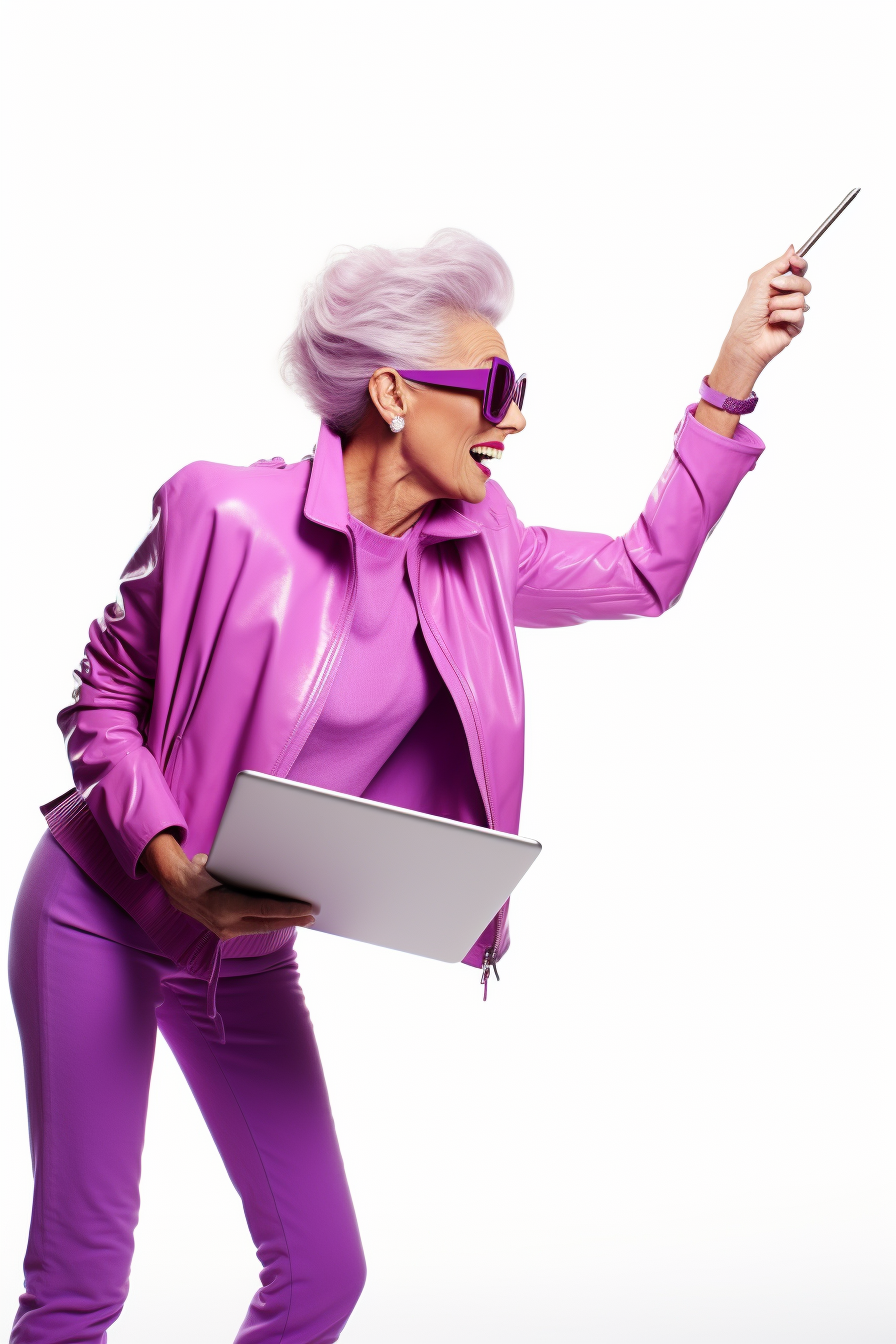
{"left": 797, "top": 188, "right": 861, "bottom": 257}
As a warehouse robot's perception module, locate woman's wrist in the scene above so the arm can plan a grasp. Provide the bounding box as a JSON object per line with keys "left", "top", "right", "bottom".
{"left": 708, "top": 342, "right": 764, "bottom": 400}
{"left": 140, "top": 828, "right": 314, "bottom": 937}
{"left": 141, "top": 830, "right": 189, "bottom": 889}
{"left": 694, "top": 344, "right": 764, "bottom": 438}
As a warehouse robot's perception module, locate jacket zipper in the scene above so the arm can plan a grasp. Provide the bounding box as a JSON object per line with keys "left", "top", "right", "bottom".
{"left": 413, "top": 542, "right": 504, "bottom": 997}
{"left": 273, "top": 530, "right": 359, "bottom": 778}
{"left": 480, "top": 906, "right": 505, "bottom": 1001}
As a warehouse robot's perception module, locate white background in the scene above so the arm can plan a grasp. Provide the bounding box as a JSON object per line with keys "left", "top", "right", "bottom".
{"left": 1, "top": 2, "right": 893, "bottom": 1341}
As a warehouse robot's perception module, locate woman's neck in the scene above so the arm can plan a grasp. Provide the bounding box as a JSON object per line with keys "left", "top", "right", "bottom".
{"left": 342, "top": 420, "right": 435, "bottom": 538}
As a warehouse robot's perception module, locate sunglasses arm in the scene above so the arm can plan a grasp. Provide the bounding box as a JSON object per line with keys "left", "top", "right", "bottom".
{"left": 395, "top": 369, "right": 490, "bottom": 392}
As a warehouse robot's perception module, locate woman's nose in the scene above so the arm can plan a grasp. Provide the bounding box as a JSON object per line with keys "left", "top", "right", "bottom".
{"left": 500, "top": 403, "right": 526, "bottom": 434}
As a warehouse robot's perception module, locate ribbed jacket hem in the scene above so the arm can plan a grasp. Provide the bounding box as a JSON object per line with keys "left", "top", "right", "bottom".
{"left": 41, "top": 790, "right": 220, "bottom": 978}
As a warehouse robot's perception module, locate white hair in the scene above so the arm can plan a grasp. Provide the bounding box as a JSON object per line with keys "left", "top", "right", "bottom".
{"left": 281, "top": 228, "right": 514, "bottom": 434}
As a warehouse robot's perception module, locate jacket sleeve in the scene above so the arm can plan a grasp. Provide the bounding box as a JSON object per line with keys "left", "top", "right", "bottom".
{"left": 57, "top": 484, "right": 188, "bottom": 877}
{"left": 513, "top": 405, "right": 765, "bottom": 628}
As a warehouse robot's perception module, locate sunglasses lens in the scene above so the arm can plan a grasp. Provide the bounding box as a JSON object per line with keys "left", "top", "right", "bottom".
{"left": 486, "top": 360, "right": 514, "bottom": 421}
{"left": 514, "top": 375, "right": 526, "bottom": 412}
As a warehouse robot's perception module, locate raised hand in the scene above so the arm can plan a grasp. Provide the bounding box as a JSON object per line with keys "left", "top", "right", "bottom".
{"left": 696, "top": 246, "right": 812, "bottom": 437}
{"left": 724, "top": 245, "right": 811, "bottom": 373}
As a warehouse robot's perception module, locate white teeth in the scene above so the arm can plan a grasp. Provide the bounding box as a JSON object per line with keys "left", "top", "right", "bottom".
{"left": 471, "top": 445, "right": 504, "bottom": 460}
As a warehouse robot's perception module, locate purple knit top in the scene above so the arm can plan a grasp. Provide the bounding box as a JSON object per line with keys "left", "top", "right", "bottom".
{"left": 223, "top": 515, "right": 440, "bottom": 957}
{"left": 287, "top": 515, "right": 442, "bottom": 795}
{"left": 221, "top": 514, "right": 439, "bottom": 958}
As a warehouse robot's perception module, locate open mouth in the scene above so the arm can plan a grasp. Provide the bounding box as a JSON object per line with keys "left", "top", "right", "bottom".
{"left": 470, "top": 440, "right": 505, "bottom": 468}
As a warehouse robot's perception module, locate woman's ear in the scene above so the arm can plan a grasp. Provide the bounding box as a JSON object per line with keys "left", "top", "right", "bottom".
{"left": 368, "top": 368, "right": 409, "bottom": 427}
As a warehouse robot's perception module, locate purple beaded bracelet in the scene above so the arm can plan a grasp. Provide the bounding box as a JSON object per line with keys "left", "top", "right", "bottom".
{"left": 699, "top": 376, "right": 758, "bottom": 416}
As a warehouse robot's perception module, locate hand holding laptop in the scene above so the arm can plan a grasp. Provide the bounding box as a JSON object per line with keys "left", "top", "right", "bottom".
{"left": 206, "top": 773, "right": 541, "bottom": 964}
{"left": 141, "top": 830, "right": 316, "bottom": 939}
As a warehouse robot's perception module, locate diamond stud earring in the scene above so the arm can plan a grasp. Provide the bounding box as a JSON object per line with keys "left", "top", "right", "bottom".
{"left": 389, "top": 416, "right": 405, "bottom": 433}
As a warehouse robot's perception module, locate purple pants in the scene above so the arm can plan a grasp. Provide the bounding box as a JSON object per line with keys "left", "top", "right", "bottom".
{"left": 8, "top": 834, "right": 366, "bottom": 1344}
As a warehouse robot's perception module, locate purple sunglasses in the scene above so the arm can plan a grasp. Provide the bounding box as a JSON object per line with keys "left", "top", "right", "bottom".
{"left": 396, "top": 357, "right": 526, "bottom": 425}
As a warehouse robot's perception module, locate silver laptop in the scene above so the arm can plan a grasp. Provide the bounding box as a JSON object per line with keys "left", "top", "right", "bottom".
{"left": 206, "top": 771, "right": 542, "bottom": 963}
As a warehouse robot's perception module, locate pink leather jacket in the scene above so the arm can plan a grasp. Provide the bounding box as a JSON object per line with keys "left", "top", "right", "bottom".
{"left": 45, "top": 406, "right": 764, "bottom": 997}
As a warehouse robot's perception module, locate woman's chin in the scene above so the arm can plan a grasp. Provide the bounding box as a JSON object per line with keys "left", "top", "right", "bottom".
{"left": 459, "top": 465, "right": 490, "bottom": 502}
{"left": 459, "top": 483, "right": 488, "bottom": 505}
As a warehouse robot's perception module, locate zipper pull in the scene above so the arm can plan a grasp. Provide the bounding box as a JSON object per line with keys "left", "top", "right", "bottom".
{"left": 480, "top": 950, "right": 500, "bottom": 1001}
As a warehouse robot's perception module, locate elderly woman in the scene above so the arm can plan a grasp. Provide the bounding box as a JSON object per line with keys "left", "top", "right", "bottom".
{"left": 9, "top": 228, "right": 809, "bottom": 1343}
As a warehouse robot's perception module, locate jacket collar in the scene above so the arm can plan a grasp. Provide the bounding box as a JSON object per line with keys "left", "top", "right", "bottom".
{"left": 419, "top": 500, "right": 483, "bottom": 542}
{"left": 303, "top": 422, "right": 350, "bottom": 532}
{"left": 303, "top": 421, "right": 483, "bottom": 543}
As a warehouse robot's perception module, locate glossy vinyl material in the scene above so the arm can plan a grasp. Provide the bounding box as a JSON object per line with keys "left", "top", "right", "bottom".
{"left": 47, "top": 406, "right": 764, "bottom": 989}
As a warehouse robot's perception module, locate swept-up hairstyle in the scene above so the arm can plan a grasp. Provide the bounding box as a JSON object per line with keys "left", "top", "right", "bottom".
{"left": 281, "top": 228, "right": 514, "bottom": 435}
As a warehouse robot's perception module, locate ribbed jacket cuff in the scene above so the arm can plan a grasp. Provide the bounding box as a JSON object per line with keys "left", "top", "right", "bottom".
{"left": 83, "top": 748, "right": 188, "bottom": 877}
